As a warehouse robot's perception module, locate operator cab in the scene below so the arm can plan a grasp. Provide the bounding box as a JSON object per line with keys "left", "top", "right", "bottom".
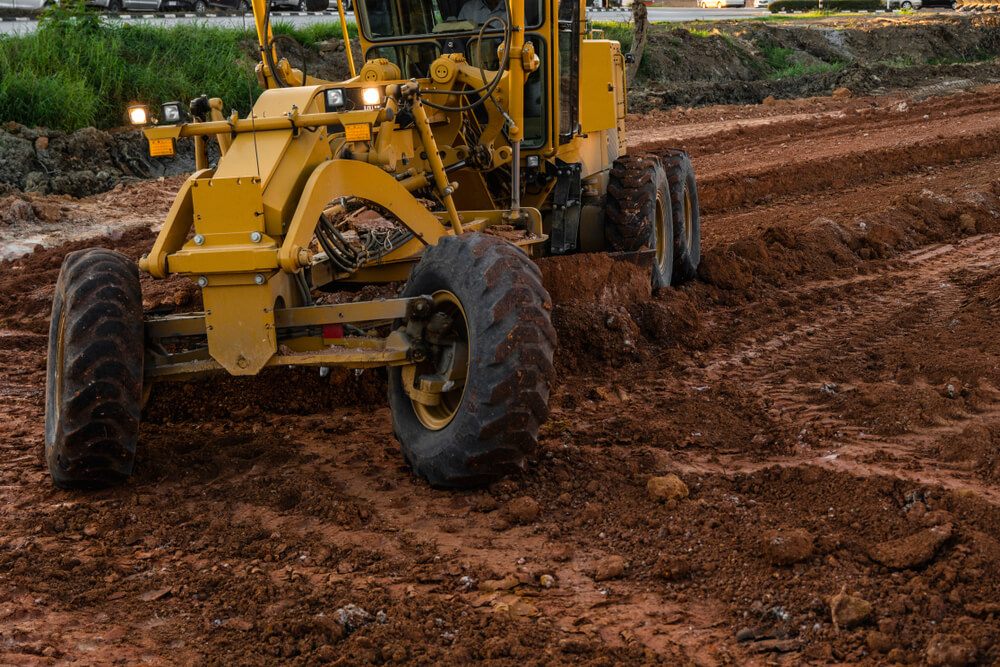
{"left": 355, "top": 0, "right": 582, "bottom": 151}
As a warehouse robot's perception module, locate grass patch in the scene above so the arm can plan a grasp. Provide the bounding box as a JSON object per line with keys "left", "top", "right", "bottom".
{"left": 0, "top": 2, "right": 355, "bottom": 131}
{"left": 761, "top": 42, "right": 843, "bottom": 78}
{"left": 591, "top": 21, "right": 634, "bottom": 51}
{"left": 271, "top": 18, "right": 358, "bottom": 44}
{"left": 771, "top": 61, "right": 844, "bottom": 78}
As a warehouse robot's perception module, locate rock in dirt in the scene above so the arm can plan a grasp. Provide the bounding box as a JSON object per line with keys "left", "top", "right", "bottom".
{"left": 656, "top": 555, "right": 691, "bottom": 581}
{"left": 761, "top": 529, "right": 814, "bottom": 566}
{"left": 832, "top": 86, "right": 853, "bottom": 99}
{"left": 647, "top": 474, "right": 689, "bottom": 502}
{"left": 506, "top": 496, "right": 539, "bottom": 524}
{"left": 959, "top": 213, "right": 976, "bottom": 234}
{"left": 334, "top": 604, "right": 372, "bottom": 630}
{"left": 868, "top": 523, "right": 952, "bottom": 570}
{"left": 593, "top": 555, "right": 625, "bottom": 581}
{"left": 925, "top": 634, "right": 976, "bottom": 666}
{"left": 866, "top": 630, "right": 895, "bottom": 654}
{"left": 479, "top": 574, "right": 520, "bottom": 592}
{"left": 830, "top": 586, "right": 872, "bottom": 630}
{"left": 736, "top": 627, "right": 755, "bottom": 642}
{"left": 0, "top": 197, "right": 35, "bottom": 225}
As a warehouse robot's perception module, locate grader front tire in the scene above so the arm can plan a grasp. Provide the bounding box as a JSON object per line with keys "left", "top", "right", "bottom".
{"left": 44, "top": 249, "right": 144, "bottom": 488}
{"left": 388, "top": 233, "right": 556, "bottom": 488}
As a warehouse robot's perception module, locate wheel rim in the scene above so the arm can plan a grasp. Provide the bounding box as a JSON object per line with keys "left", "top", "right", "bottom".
{"left": 682, "top": 184, "right": 694, "bottom": 250}
{"left": 653, "top": 191, "right": 669, "bottom": 277}
{"left": 411, "top": 291, "right": 469, "bottom": 431}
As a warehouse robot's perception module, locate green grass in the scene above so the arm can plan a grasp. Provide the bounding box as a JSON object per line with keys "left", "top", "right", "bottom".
{"left": 771, "top": 60, "right": 844, "bottom": 78}
{"left": 591, "top": 21, "right": 634, "bottom": 51}
{"left": 271, "top": 18, "right": 358, "bottom": 43}
{"left": 760, "top": 42, "right": 843, "bottom": 78}
{"left": 0, "top": 2, "right": 356, "bottom": 131}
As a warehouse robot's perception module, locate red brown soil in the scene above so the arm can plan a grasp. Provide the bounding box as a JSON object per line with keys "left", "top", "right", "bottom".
{"left": 5, "top": 86, "right": 1000, "bottom": 665}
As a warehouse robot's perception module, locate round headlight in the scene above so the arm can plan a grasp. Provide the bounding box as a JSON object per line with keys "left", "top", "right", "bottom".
{"left": 362, "top": 87, "right": 381, "bottom": 106}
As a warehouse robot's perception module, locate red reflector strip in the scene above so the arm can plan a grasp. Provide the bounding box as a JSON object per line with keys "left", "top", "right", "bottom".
{"left": 322, "top": 323, "right": 344, "bottom": 339}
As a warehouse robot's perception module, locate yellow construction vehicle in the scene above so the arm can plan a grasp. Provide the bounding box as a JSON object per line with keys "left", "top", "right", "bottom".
{"left": 44, "top": 0, "right": 700, "bottom": 488}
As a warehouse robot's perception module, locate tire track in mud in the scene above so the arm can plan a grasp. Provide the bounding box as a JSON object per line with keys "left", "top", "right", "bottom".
{"left": 685, "top": 233, "right": 1000, "bottom": 500}
{"left": 631, "top": 89, "right": 1000, "bottom": 214}
{"left": 692, "top": 127, "right": 1000, "bottom": 214}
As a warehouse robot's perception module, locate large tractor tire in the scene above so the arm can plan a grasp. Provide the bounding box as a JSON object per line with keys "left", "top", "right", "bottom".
{"left": 605, "top": 153, "right": 674, "bottom": 289}
{"left": 388, "top": 233, "right": 556, "bottom": 487}
{"left": 45, "top": 248, "right": 144, "bottom": 489}
{"left": 662, "top": 149, "right": 701, "bottom": 285}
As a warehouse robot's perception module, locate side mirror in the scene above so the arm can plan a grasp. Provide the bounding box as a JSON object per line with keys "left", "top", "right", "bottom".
{"left": 625, "top": 53, "right": 636, "bottom": 64}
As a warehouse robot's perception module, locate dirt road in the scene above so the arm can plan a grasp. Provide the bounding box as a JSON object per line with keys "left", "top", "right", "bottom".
{"left": 3, "top": 86, "right": 1000, "bottom": 665}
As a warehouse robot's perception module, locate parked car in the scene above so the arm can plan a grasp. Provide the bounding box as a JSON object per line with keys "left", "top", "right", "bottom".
{"left": 697, "top": 0, "right": 746, "bottom": 6}
{"left": 0, "top": 0, "right": 47, "bottom": 8}
{"left": 753, "top": 0, "right": 769, "bottom": 7}
{"left": 917, "top": 0, "right": 954, "bottom": 7}
{"left": 886, "top": 0, "right": 922, "bottom": 8}
{"left": 89, "top": 0, "right": 161, "bottom": 11}
{"left": 159, "top": 0, "right": 251, "bottom": 11}
{"left": 269, "top": 0, "right": 330, "bottom": 10}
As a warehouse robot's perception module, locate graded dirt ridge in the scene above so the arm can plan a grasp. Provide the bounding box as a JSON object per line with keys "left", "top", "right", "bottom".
{"left": 4, "top": 45, "right": 1000, "bottom": 667}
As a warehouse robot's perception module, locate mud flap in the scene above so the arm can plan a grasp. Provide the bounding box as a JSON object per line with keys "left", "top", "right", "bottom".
{"left": 549, "top": 161, "right": 583, "bottom": 255}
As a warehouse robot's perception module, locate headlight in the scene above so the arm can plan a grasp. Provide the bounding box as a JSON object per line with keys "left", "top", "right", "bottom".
{"left": 325, "top": 88, "right": 346, "bottom": 109}
{"left": 127, "top": 105, "right": 150, "bottom": 126}
{"left": 161, "top": 101, "right": 184, "bottom": 125}
{"left": 362, "top": 87, "right": 381, "bottom": 107}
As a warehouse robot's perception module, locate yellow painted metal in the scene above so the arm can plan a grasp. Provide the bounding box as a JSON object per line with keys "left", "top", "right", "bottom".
{"left": 208, "top": 98, "right": 233, "bottom": 155}
{"left": 277, "top": 159, "right": 453, "bottom": 273}
{"left": 334, "top": 0, "right": 356, "bottom": 78}
{"left": 345, "top": 123, "right": 372, "bottom": 141}
{"left": 149, "top": 138, "right": 175, "bottom": 157}
{"left": 274, "top": 298, "right": 414, "bottom": 328}
{"left": 506, "top": 0, "right": 527, "bottom": 142}
{"left": 191, "top": 177, "right": 265, "bottom": 235}
{"left": 147, "top": 329, "right": 411, "bottom": 380}
{"left": 402, "top": 291, "right": 468, "bottom": 430}
{"left": 146, "top": 298, "right": 418, "bottom": 340}
{"left": 579, "top": 41, "right": 617, "bottom": 134}
{"left": 410, "top": 97, "right": 462, "bottom": 233}
{"left": 203, "top": 282, "right": 276, "bottom": 375}
{"left": 139, "top": 168, "right": 212, "bottom": 279}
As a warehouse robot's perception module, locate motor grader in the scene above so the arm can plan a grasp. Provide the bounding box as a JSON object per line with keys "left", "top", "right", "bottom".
{"left": 43, "top": 0, "right": 700, "bottom": 488}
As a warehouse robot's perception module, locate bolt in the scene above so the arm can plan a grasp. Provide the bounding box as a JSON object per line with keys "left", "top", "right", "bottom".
{"left": 236, "top": 355, "right": 249, "bottom": 369}
{"left": 250, "top": 231, "right": 262, "bottom": 243}
{"left": 254, "top": 273, "right": 265, "bottom": 285}
{"left": 193, "top": 234, "right": 205, "bottom": 245}
{"left": 197, "top": 276, "right": 208, "bottom": 288}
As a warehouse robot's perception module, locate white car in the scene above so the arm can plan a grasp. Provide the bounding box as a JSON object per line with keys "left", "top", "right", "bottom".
{"left": 698, "top": 0, "right": 746, "bottom": 6}
{"left": 0, "top": 0, "right": 47, "bottom": 7}
{"left": 753, "top": 0, "right": 769, "bottom": 6}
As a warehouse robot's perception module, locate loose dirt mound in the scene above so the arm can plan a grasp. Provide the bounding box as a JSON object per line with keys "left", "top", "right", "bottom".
{"left": 630, "top": 15, "right": 1000, "bottom": 113}
{"left": 0, "top": 122, "right": 219, "bottom": 198}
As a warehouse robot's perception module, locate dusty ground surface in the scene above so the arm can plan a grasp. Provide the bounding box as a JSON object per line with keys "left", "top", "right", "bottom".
{"left": 5, "top": 85, "right": 1000, "bottom": 665}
